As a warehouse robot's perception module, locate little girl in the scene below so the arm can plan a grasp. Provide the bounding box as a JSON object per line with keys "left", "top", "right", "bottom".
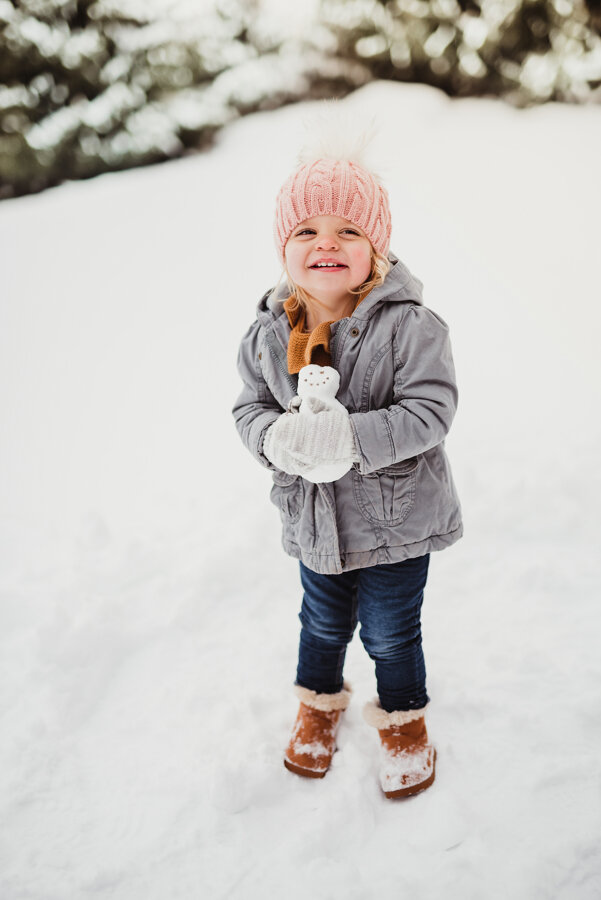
{"left": 233, "top": 147, "right": 462, "bottom": 799}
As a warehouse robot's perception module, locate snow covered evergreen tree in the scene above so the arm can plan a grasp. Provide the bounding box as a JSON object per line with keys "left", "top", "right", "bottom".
{"left": 320, "top": 0, "right": 601, "bottom": 105}
{"left": 1, "top": 0, "right": 600, "bottom": 199}
{"left": 0, "top": 0, "right": 367, "bottom": 198}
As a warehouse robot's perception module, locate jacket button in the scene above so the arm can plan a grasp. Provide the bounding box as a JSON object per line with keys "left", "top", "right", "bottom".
{"left": 350, "top": 328, "right": 360, "bottom": 337}
{"left": 258, "top": 352, "right": 262, "bottom": 359}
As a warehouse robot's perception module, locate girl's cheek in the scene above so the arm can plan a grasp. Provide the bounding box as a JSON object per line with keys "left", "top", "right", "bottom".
{"left": 353, "top": 249, "right": 372, "bottom": 281}
{"left": 284, "top": 248, "right": 297, "bottom": 275}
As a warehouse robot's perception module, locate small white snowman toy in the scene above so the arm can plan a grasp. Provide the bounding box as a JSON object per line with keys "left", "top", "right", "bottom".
{"left": 264, "top": 364, "right": 358, "bottom": 484}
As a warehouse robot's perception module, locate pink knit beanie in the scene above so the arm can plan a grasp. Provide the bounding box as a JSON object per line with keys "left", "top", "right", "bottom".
{"left": 274, "top": 158, "right": 392, "bottom": 261}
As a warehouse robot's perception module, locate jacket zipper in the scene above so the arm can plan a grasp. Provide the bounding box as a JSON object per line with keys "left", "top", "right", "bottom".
{"left": 264, "top": 328, "right": 298, "bottom": 400}
{"left": 331, "top": 320, "right": 352, "bottom": 370}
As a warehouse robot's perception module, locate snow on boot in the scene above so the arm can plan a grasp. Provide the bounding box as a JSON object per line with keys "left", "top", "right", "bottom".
{"left": 364, "top": 701, "right": 436, "bottom": 798}
{"left": 284, "top": 684, "right": 351, "bottom": 779}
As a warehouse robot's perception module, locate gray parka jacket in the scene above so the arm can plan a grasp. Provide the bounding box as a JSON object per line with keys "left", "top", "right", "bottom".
{"left": 233, "top": 255, "right": 463, "bottom": 575}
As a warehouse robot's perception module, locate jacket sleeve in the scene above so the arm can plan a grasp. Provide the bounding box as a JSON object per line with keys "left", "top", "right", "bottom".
{"left": 349, "top": 305, "right": 458, "bottom": 475}
{"left": 232, "top": 320, "right": 282, "bottom": 469}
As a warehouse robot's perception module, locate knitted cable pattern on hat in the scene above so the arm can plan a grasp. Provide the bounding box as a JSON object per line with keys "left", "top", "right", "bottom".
{"left": 274, "top": 159, "right": 392, "bottom": 261}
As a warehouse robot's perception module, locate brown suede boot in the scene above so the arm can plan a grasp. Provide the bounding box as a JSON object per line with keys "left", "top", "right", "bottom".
{"left": 284, "top": 684, "right": 351, "bottom": 779}
{"left": 364, "top": 701, "right": 436, "bottom": 798}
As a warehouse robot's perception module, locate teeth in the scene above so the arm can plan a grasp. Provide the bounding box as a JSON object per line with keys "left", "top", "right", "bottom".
{"left": 314, "top": 263, "right": 343, "bottom": 267}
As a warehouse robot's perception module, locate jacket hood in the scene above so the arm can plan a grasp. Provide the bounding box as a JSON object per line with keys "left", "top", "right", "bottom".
{"left": 256, "top": 253, "right": 424, "bottom": 326}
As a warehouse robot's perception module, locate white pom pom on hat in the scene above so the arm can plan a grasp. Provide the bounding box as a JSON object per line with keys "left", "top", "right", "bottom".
{"left": 296, "top": 109, "right": 379, "bottom": 169}
{"left": 273, "top": 104, "right": 392, "bottom": 261}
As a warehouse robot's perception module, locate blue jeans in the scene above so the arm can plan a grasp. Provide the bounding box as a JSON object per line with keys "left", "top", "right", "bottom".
{"left": 296, "top": 555, "right": 430, "bottom": 712}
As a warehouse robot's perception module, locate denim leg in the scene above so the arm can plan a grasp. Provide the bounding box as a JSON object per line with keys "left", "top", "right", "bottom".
{"left": 357, "top": 554, "right": 430, "bottom": 712}
{"left": 296, "top": 562, "right": 358, "bottom": 694}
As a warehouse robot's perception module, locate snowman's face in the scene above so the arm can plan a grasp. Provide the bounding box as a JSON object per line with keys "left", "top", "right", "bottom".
{"left": 298, "top": 365, "right": 340, "bottom": 398}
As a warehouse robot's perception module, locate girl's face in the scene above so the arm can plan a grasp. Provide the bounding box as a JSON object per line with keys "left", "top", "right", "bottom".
{"left": 284, "top": 215, "right": 373, "bottom": 310}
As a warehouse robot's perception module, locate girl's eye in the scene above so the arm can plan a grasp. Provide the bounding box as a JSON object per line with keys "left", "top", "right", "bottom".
{"left": 294, "top": 227, "right": 360, "bottom": 237}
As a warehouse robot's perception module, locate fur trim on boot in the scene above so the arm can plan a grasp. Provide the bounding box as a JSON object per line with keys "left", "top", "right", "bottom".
{"left": 284, "top": 684, "right": 351, "bottom": 779}
{"left": 364, "top": 700, "right": 436, "bottom": 799}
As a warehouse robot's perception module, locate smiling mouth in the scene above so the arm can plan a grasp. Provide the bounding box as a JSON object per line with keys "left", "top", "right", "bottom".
{"left": 309, "top": 263, "right": 348, "bottom": 270}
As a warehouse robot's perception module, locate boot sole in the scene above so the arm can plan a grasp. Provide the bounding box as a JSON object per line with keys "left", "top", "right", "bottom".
{"left": 383, "top": 749, "right": 437, "bottom": 799}
{"left": 284, "top": 758, "right": 328, "bottom": 779}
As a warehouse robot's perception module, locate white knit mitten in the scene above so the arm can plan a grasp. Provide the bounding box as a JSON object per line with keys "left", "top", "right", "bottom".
{"left": 263, "top": 365, "right": 359, "bottom": 483}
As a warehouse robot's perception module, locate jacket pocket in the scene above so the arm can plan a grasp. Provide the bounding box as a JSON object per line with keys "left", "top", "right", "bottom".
{"left": 353, "top": 456, "right": 419, "bottom": 526}
{"left": 270, "top": 470, "right": 305, "bottom": 524}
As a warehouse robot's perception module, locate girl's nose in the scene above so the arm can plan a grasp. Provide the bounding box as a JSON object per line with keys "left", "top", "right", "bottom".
{"left": 315, "top": 233, "right": 338, "bottom": 250}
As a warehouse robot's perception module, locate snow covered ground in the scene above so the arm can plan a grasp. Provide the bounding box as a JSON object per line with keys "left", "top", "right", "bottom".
{"left": 1, "top": 81, "right": 600, "bottom": 899}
